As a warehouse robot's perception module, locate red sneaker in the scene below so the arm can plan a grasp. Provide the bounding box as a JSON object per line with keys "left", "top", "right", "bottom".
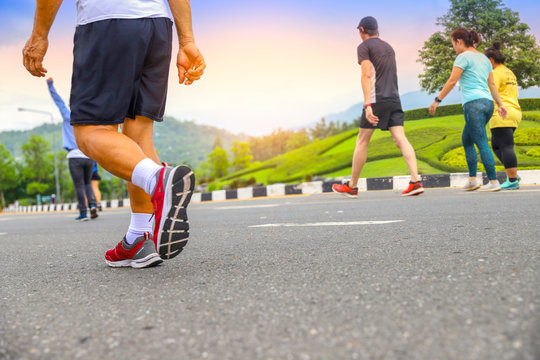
{"left": 402, "top": 181, "right": 424, "bottom": 196}
{"left": 105, "top": 233, "right": 162, "bottom": 268}
{"left": 332, "top": 182, "right": 358, "bottom": 198}
{"left": 151, "top": 164, "right": 195, "bottom": 260}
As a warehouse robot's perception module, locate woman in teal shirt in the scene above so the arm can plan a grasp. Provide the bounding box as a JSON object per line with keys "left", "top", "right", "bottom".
{"left": 429, "top": 28, "right": 507, "bottom": 192}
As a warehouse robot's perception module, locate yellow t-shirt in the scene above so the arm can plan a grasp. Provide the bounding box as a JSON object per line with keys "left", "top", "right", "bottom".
{"left": 489, "top": 64, "right": 522, "bottom": 128}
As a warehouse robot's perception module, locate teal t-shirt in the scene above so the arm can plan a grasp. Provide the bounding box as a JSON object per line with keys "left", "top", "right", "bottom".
{"left": 454, "top": 51, "right": 493, "bottom": 105}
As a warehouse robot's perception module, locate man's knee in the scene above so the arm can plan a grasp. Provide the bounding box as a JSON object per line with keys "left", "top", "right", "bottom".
{"left": 73, "top": 124, "right": 117, "bottom": 157}
{"left": 123, "top": 116, "right": 154, "bottom": 144}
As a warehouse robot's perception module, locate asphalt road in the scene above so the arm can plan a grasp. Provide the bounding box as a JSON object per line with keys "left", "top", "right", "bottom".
{"left": 1, "top": 187, "right": 539, "bottom": 360}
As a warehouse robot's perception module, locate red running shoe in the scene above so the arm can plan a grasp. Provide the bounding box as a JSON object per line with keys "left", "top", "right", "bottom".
{"left": 332, "top": 182, "right": 358, "bottom": 198}
{"left": 105, "top": 233, "right": 162, "bottom": 268}
{"left": 402, "top": 181, "right": 424, "bottom": 196}
{"left": 151, "top": 164, "right": 195, "bottom": 260}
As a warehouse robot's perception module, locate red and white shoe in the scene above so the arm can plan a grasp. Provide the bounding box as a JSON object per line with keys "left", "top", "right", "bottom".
{"left": 402, "top": 181, "right": 424, "bottom": 196}
{"left": 151, "top": 164, "right": 195, "bottom": 260}
{"left": 332, "top": 182, "right": 359, "bottom": 198}
{"left": 105, "top": 233, "right": 162, "bottom": 268}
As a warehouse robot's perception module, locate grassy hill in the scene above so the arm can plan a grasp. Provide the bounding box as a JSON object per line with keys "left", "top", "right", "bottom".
{"left": 210, "top": 109, "right": 540, "bottom": 190}
{"left": 0, "top": 116, "right": 246, "bottom": 167}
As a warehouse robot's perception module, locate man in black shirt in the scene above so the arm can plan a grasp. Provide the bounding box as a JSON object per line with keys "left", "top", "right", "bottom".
{"left": 333, "top": 16, "right": 424, "bottom": 198}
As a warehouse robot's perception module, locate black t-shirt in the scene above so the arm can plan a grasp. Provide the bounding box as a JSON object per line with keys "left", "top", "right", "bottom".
{"left": 357, "top": 38, "right": 400, "bottom": 103}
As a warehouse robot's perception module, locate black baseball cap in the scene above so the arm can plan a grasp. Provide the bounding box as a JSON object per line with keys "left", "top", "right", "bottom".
{"left": 357, "top": 16, "right": 378, "bottom": 31}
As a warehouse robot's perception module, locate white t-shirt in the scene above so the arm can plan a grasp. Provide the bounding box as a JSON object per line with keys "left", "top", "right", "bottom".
{"left": 76, "top": 0, "right": 171, "bottom": 26}
{"left": 66, "top": 149, "right": 89, "bottom": 159}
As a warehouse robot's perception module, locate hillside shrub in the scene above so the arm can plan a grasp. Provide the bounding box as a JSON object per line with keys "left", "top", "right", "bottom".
{"left": 519, "top": 98, "right": 540, "bottom": 111}
{"left": 404, "top": 104, "right": 463, "bottom": 121}
{"left": 522, "top": 111, "right": 540, "bottom": 122}
{"left": 526, "top": 147, "right": 540, "bottom": 157}
{"left": 514, "top": 128, "right": 540, "bottom": 145}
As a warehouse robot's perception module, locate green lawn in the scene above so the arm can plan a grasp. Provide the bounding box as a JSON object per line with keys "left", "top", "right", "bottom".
{"left": 211, "top": 112, "right": 540, "bottom": 188}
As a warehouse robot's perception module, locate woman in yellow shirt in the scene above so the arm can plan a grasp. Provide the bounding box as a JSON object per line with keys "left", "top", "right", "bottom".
{"left": 484, "top": 41, "right": 522, "bottom": 190}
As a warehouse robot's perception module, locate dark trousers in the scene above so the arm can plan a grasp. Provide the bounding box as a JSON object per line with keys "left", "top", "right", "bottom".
{"left": 69, "top": 157, "right": 96, "bottom": 214}
{"left": 491, "top": 127, "right": 518, "bottom": 169}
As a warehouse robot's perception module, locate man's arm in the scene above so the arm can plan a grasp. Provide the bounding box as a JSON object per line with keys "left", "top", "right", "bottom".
{"left": 360, "top": 60, "right": 379, "bottom": 125}
{"left": 46, "top": 78, "right": 70, "bottom": 123}
{"left": 168, "top": 0, "right": 206, "bottom": 85}
{"left": 22, "top": 0, "right": 63, "bottom": 77}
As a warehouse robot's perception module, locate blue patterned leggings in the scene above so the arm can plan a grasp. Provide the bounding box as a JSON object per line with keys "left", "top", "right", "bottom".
{"left": 462, "top": 98, "right": 497, "bottom": 180}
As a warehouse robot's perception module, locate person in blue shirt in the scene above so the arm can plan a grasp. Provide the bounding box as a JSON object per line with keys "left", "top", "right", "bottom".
{"left": 47, "top": 78, "right": 98, "bottom": 221}
{"left": 429, "top": 28, "right": 507, "bottom": 192}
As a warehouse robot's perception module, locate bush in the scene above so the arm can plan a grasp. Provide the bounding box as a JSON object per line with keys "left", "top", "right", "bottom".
{"left": 404, "top": 104, "right": 463, "bottom": 121}
{"left": 228, "top": 177, "right": 257, "bottom": 189}
{"left": 518, "top": 98, "right": 540, "bottom": 111}
{"left": 514, "top": 128, "right": 540, "bottom": 145}
{"left": 522, "top": 111, "right": 540, "bottom": 122}
{"left": 526, "top": 147, "right": 540, "bottom": 157}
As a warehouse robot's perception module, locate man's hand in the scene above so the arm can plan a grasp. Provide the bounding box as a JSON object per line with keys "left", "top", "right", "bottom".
{"left": 429, "top": 101, "right": 439, "bottom": 115}
{"left": 23, "top": 35, "right": 49, "bottom": 77}
{"left": 365, "top": 106, "right": 379, "bottom": 125}
{"left": 177, "top": 42, "right": 205, "bottom": 85}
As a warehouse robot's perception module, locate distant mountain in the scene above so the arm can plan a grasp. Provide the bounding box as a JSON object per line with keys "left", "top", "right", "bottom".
{"left": 324, "top": 87, "right": 540, "bottom": 124}
{"left": 0, "top": 116, "right": 247, "bottom": 167}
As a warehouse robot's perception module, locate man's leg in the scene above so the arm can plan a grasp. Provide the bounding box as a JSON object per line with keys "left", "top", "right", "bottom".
{"left": 68, "top": 158, "right": 89, "bottom": 220}
{"left": 349, "top": 128, "right": 375, "bottom": 188}
{"left": 122, "top": 116, "right": 159, "bottom": 243}
{"left": 388, "top": 126, "right": 420, "bottom": 182}
{"left": 73, "top": 124, "right": 150, "bottom": 181}
{"left": 91, "top": 180, "right": 102, "bottom": 204}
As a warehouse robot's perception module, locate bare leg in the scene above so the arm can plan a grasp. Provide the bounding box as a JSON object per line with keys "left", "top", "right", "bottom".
{"left": 389, "top": 126, "right": 420, "bottom": 182}
{"left": 349, "top": 128, "right": 375, "bottom": 188}
{"left": 506, "top": 167, "right": 518, "bottom": 179}
{"left": 91, "top": 180, "right": 101, "bottom": 203}
{"left": 73, "top": 124, "right": 147, "bottom": 180}
{"left": 122, "top": 116, "right": 160, "bottom": 214}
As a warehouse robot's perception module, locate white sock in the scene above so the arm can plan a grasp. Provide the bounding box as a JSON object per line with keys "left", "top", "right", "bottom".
{"left": 125, "top": 212, "right": 154, "bottom": 244}
{"left": 131, "top": 158, "right": 161, "bottom": 195}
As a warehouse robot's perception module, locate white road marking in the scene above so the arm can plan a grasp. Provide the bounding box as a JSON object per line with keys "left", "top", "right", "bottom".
{"left": 0, "top": 232, "right": 7, "bottom": 236}
{"left": 249, "top": 220, "right": 404, "bottom": 228}
{"left": 216, "top": 204, "right": 283, "bottom": 210}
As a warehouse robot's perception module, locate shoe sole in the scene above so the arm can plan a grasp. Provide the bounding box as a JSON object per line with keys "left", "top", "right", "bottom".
{"left": 479, "top": 187, "right": 501, "bottom": 192}
{"left": 90, "top": 208, "right": 98, "bottom": 219}
{"left": 77, "top": 218, "right": 89, "bottom": 222}
{"left": 462, "top": 185, "right": 481, "bottom": 191}
{"left": 402, "top": 188, "right": 424, "bottom": 196}
{"left": 156, "top": 166, "right": 195, "bottom": 260}
{"left": 105, "top": 253, "right": 163, "bottom": 269}
{"left": 332, "top": 187, "right": 358, "bottom": 199}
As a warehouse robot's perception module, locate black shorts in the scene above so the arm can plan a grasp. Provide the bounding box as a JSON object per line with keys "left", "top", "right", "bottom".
{"left": 70, "top": 18, "right": 173, "bottom": 125}
{"left": 360, "top": 101, "right": 404, "bottom": 130}
{"left": 91, "top": 171, "right": 101, "bottom": 181}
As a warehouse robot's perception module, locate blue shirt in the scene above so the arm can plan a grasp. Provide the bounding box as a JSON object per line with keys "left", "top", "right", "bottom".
{"left": 47, "top": 80, "right": 79, "bottom": 151}
{"left": 453, "top": 51, "right": 493, "bottom": 105}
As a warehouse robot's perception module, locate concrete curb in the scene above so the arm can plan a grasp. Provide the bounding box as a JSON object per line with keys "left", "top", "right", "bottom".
{"left": 3, "top": 170, "right": 540, "bottom": 213}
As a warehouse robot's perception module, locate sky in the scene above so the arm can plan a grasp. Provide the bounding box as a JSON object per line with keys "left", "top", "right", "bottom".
{"left": 0, "top": 0, "right": 539, "bottom": 136}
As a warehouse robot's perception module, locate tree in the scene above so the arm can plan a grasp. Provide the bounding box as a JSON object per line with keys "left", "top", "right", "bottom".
{"left": 230, "top": 141, "right": 253, "bottom": 171}
{"left": 213, "top": 135, "right": 223, "bottom": 149}
{"left": 418, "top": 0, "right": 540, "bottom": 93}
{"left": 21, "top": 135, "right": 54, "bottom": 196}
{"left": 207, "top": 147, "right": 230, "bottom": 178}
{"left": 286, "top": 129, "right": 311, "bottom": 151}
{"left": 0, "top": 144, "right": 17, "bottom": 208}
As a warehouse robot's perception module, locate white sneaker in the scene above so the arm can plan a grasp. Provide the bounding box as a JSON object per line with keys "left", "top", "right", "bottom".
{"left": 479, "top": 182, "right": 501, "bottom": 192}
{"left": 462, "top": 179, "right": 481, "bottom": 191}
